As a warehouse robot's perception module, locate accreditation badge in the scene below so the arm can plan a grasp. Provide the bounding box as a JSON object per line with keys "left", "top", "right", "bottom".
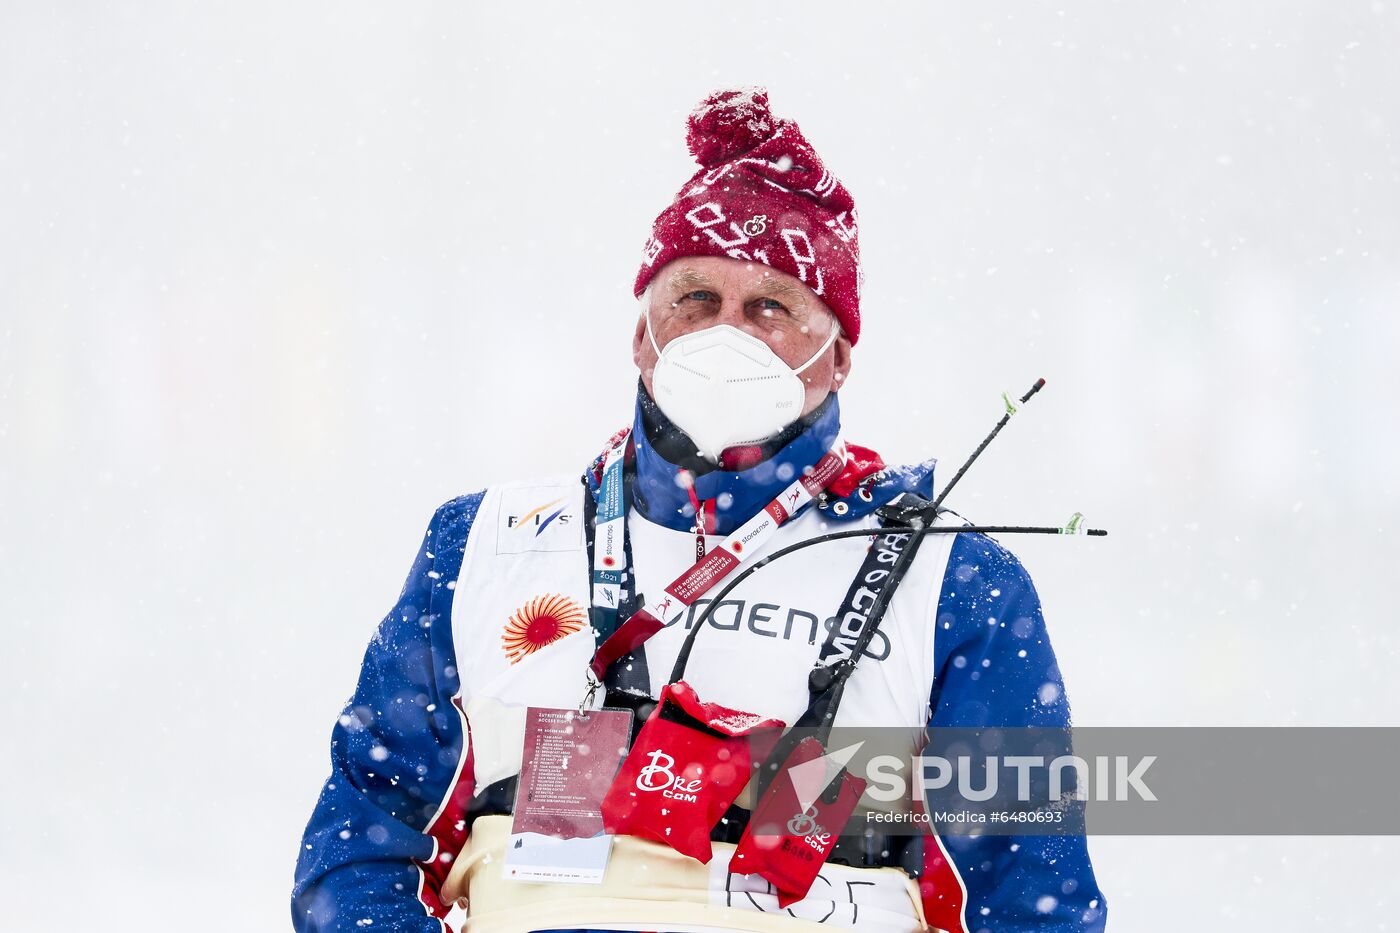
{"left": 504, "top": 706, "right": 631, "bottom": 884}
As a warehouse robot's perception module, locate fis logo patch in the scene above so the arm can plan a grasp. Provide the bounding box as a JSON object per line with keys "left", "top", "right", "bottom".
{"left": 497, "top": 487, "right": 582, "bottom": 554}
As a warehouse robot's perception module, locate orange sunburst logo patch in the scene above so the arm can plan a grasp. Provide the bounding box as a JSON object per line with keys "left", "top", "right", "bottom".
{"left": 501, "top": 594, "right": 586, "bottom": 664}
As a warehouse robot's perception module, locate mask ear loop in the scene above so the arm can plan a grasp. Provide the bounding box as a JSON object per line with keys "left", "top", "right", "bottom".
{"left": 643, "top": 302, "right": 664, "bottom": 358}
{"left": 792, "top": 319, "right": 842, "bottom": 375}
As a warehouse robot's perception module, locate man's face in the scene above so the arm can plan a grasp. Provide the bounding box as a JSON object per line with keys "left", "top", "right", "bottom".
{"left": 632, "top": 255, "right": 853, "bottom": 418}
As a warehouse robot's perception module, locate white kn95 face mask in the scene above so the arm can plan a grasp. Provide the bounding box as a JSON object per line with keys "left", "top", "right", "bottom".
{"left": 645, "top": 307, "right": 840, "bottom": 462}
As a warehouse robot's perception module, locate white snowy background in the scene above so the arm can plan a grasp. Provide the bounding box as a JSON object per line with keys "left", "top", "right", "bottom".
{"left": 2, "top": 2, "right": 1397, "bottom": 930}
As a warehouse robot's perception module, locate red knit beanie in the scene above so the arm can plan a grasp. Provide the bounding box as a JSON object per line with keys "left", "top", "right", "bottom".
{"left": 633, "top": 86, "right": 864, "bottom": 344}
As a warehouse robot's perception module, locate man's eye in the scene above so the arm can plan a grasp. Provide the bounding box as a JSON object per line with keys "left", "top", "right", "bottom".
{"left": 684, "top": 290, "right": 715, "bottom": 302}
{"left": 758, "top": 298, "right": 788, "bottom": 312}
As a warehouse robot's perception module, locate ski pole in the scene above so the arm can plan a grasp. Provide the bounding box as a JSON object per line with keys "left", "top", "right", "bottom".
{"left": 670, "top": 377, "right": 1098, "bottom": 681}
{"left": 931, "top": 377, "right": 1045, "bottom": 510}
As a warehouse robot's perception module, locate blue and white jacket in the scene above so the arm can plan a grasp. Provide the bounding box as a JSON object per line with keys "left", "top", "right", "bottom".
{"left": 292, "top": 392, "right": 1107, "bottom": 933}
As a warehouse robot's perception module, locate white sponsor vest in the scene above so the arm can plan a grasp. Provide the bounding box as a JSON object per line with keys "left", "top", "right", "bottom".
{"left": 445, "top": 474, "right": 963, "bottom": 932}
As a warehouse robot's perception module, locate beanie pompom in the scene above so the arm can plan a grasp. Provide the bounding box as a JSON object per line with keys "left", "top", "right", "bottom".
{"left": 685, "top": 86, "right": 775, "bottom": 168}
{"left": 640, "top": 87, "right": 864, "bottom": 343}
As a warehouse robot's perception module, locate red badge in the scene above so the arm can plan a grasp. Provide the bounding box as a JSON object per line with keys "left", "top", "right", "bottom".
{"left": 732, "top": 736, "right": 868, "bottom": 907}
{"left": 601, "top": 681, "right": 784, "bottom": 863}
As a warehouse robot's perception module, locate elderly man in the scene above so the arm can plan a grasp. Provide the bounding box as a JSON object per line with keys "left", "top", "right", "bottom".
{"left": 293, "top": 87, "right": 1106, "bottom": 933}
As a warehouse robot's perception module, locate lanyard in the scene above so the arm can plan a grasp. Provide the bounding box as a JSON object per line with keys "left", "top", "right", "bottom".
{"left": 588, "top": 433, "right": 632, "bottom": 639}
{"left": 582, "top": 428, "right": 847, "bottom": 705}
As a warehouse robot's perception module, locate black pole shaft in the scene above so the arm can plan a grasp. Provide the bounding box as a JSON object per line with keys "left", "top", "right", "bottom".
{"left": 932, "top": 377, "right": 1045, "bottom": 510}
{"left": 667, "top": 520, "right": 1104, "bottom": 683}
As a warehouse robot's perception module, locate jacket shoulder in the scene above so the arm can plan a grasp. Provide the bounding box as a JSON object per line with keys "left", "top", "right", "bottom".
{"left": 817, "top": 455, "right": 937, "bottom": 521}
{"left": 426, "top": 489, "right": 488, "bottom": 555}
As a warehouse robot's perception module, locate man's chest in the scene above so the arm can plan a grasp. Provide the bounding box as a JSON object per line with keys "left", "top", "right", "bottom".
{"left": 626, "top": 514, "right": 942, "bottom": 726}
{"left": 451, "top": 478, "right": 955, "bottom": 732}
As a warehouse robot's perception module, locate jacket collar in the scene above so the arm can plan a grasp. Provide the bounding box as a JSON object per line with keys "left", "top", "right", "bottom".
{"left": 631, "top": 387, "right": 842, "bottom": 535}
{"left": 583, "top": 390, "right": 939, "bottom": 536}
{"left": 636, "top": 379, "right": 832, "bottom": 475}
